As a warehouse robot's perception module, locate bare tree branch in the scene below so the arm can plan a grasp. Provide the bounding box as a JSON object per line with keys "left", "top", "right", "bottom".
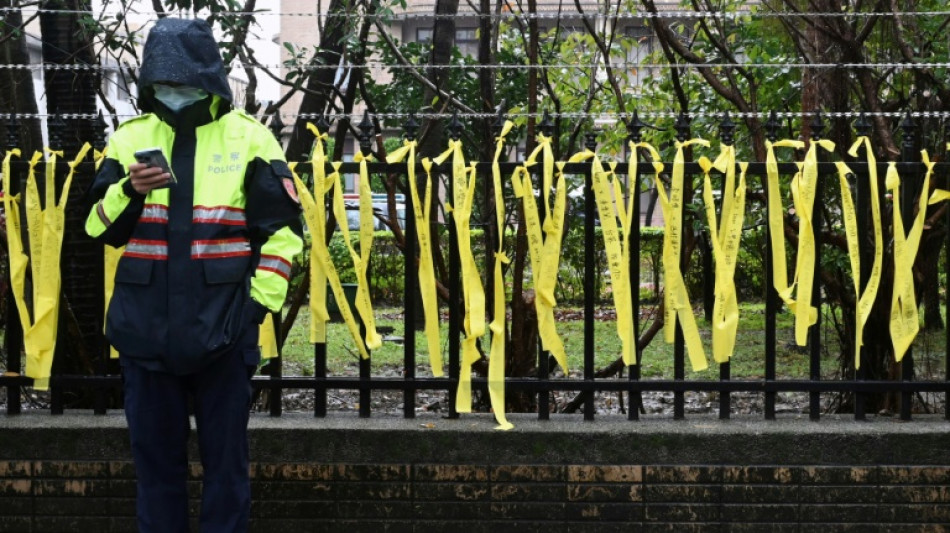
{"left": 641, "top": 0, "right": 752, "bottom": 114}
{"left": 371, "top": 19, "right": 477, "bottom": 116}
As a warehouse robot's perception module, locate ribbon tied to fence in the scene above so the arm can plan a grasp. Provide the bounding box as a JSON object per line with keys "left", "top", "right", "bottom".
{"left": 839, "top": 137, "right": 884, "bottom": 369}
{"left": 656, "top": 139, "right": 708, "bottom": 371}
{"left": 292, "top": 124, "right": 373, "bottom": 360}
{"left": 488, "top": 121, "right": 515, "bottom": 430}
{"left": 511, "top": 133, "right": 569, "bottom": 375}
{"left": 699, "top": 146, "right": 747, "bottom": 364}
{"left": 569, "top": 146, "right": 637, "bottom": 366}
{"left": 387, "top": 138, "right": 443, "bottom": 378}
{"left": 3, "top": 144, "right": 90, "bottom": 389}
{"left": 435, "top": 139, "right": 487, "bottom": 414}
{"left": 888, "top": 151, "right": 935, "bottom": 362}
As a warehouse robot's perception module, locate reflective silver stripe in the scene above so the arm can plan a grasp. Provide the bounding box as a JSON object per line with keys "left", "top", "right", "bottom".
{"left": 257, "top": 254, "right": 292, "bottom": 280}
{"left": 125, "top": 239, "right": 168, "bottom": 259}
{"left": 191, "top": 239, "right": 251, "bottom": 258}
{"left": 141, "top": 204, "right": 168, "bottom": 223}
{"left": 193, "top": 205, "right": 246, "bottom": 226}
{"left": 96, "top": 200, "right": 112, "bottom": 226}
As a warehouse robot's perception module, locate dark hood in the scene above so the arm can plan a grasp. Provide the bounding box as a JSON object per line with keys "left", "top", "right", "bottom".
{"left": 137, "top": 17, "right": 233, "bottom": 113}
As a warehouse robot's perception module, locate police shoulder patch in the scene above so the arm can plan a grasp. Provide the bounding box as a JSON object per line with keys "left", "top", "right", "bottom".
{"left": 282, "top": 178, "right": 300, "bottom": 204}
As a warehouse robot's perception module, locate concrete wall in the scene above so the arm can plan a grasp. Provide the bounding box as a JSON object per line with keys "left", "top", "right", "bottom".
{"left": 2, "top": 413, "right": 949, "bottom": 531}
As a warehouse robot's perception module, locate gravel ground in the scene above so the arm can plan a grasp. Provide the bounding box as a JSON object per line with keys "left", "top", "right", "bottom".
{"left": 272, "top": 384, "right": 817, "bottom": 417}
{"left": 0, "top": 369, "right": 816, "bottom": 416}
{"left": 3, "top": 366, "right": 944, "bottom": 417}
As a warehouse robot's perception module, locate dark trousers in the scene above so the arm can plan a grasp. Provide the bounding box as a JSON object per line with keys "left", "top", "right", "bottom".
{"left": 122, "top": 337, "right": 258, "bottom": 533}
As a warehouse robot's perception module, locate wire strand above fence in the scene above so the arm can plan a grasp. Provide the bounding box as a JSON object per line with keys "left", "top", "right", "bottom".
{"left": 3, "top": 61, "right": 950, "bottom": 72}
{"left": 5, "top": 6, "right": 950, "bottom": 20}
{"left": 3, "top": 110, "right": 950, "bottom": 122}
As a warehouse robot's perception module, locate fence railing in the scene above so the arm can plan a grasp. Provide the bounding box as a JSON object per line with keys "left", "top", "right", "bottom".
{"left": 1, "top": 111, "right": 950, "bottom": 424}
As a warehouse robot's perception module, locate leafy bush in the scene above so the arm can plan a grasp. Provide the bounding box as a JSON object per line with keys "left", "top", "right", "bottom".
{"left": 295, "top": 223, "right": 772, "bottom": 310}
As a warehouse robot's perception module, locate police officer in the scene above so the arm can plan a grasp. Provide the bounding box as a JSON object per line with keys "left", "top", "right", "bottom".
{"left": 85, "top": 17, "right": 303, "bottom": 533}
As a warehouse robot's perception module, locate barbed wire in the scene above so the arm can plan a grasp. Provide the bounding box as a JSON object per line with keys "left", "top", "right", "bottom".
{"left": 2, "top": 61, "right": 948, "bottom": 72}
{"left": 2, "top": 111, "right": 949, "bottom": 122}
{"left": 4, "top": 7, "right": 950, "bottom": 21}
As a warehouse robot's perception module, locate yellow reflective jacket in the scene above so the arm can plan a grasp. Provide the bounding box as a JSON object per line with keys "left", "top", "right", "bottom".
{"left": 85, "top": 103, "right": 303, "bottom": 374}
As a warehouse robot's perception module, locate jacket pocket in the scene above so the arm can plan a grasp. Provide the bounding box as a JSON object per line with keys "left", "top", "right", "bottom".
{"left": 198, "top": 256, "right": 252, "bottom": 355}
{"left": 107, "top": 258, "right": 163, "bottom": 359}
{"left": 202, "top": 255, "right": 251, "bottom": 284}
{"left": 114, "top": 257, "right": 153, "bottom": 285}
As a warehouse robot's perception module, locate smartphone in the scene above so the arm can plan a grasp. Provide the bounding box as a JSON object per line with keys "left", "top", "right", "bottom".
{"left": 133, "top": 147, "right": 177, "bottom": 186}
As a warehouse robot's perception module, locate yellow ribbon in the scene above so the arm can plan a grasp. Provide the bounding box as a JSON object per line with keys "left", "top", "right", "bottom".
{"left": 655, "top": 139, "right": 708, "bottom": 371}
{"left": 387, "top": 140, "right": 444, "bottom": 377}
{"left": 790, "top": 138, "right": 836, "bottom": 345}
{"left": 2, "top": 149, "right": 27, "bottom": 334}
{"left": 5, "top": 145, "right": 89, "bottom": 389}
{"left": 765, "top": 139, "right": 804, "bottom": 315}
{"left": 435, "top": 141, "right": 487, "bottom": 413}
{"left": 488, "top": 121, "right": 515, "bottom": 430}
{"left": 259, "top": 314, "right": 279, "bottom": 359}
{"left": 842, "top": 137, "right": 884, "bottom": 369}
{"left": 104, "top": 243, "right": 122, "bottom": 360}
{"left": 888, "top": 151, "right": 935, "bottom": 361}
{"left": 569, "top": 147, "right": 635, "bottom": 366}
{"left": 766, "top": 139, "right": 835, "bottom": 345}
{"left": 929, "top": 189, "right": 950, "bottom": 205}
{"left": 292, "top": 140, "right": 371, "bottom": 360}
{"left": 700, "top": 146, "right": 747, "bottom": 363}
{"left": 301, "top": 125, "right": 332, "bottom": 344}
{"left": 345, "top": 150, "right": 382, "bottom": 351}
{"left": 510, "top": 134, "right": 569, "bottom": 374}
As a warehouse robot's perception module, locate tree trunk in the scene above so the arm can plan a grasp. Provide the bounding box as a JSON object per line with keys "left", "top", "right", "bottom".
{"left": 416, "top": 0, "right": 458, "bottom": 159}
{"left": 918, "top": 233, "right": 944, "bottom": 331}
{"left": 0, "top": 2, "right": 42, "bottom": 154}
{"left": 282, "top": 0, "right": 348, "bottom": 162}
{"left": 502, "top": 0, "right": 541, "bottom": 411}
{"left": 40, "top": 0, "right": 105, "bottom": 402}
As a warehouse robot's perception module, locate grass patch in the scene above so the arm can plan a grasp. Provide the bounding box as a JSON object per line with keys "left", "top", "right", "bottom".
{"left": 279, "top": 302, "right": 868, "bottom": 380}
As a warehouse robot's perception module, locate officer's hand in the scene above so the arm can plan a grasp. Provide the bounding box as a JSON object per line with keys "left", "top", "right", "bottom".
{"left": 128, "top": 162, "right": 171, "bottom": 195}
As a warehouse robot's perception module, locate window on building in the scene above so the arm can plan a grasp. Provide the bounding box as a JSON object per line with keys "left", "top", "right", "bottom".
{"left": 416, "top": 28, "right": 433, "bottom": 43}
{"left": 455, "top": 28, "right": 478, "bottom": 57}
{"left": 415, "top": 27, "right": 479, "bottom": 57}
{"left": 626, "top": 26, "right": 654, "bottom": 62}
{"left": 625, "top": 26, "right": 656, "bottom": 83}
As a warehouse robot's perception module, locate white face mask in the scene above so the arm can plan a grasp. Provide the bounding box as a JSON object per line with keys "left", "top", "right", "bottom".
{"left": 153, "top": 84, "right": 208, "bottom": 111}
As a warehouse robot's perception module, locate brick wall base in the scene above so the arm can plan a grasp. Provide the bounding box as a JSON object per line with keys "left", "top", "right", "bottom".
{"left": 2, "top": 413, "right": 949, "bottom": 531}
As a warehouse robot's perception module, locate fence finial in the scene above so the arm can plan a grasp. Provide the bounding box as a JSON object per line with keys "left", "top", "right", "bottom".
{"left": 540, "top": 110, "right": 554, "bottom": 137}
{"left": 95, "top": 111, "right": 109, "bottom": 149}
{"left": 719, "top": 111, "right": 736, "bottom": 146}
{"left": 358, "top": 110, "right": 374, "bottom": 154}
{"left": 765, "top": 110, "right": 780, "bottom": 143}
{"left": 5, "top": 112, "right": 20, "bottom": 150}
{"left": 810, "top": 110, "right": 825, "bottom": 141}
{"left": 674, "top": 112, "right": 691, "bottom": 142}
{"left": 626, "top": 110, "right": 647, "bottom": 143}
{"left": 492, "top": 101, "right": 507, "bottom": 137}
{"left": 316, "top": 114, "right": 331, "bottom": 136}
{"left": 854, "top": 112, "right": 871, "bottom": 138}
{"left": 269, "top": 112, "right": 284, "bottom": 141}
{"left": 49, "top": 113, "right": 66, "bottom": 149}
{"left": 448, "top": 110, "right": 462, "bottom": 141}
{"left": 404, "top": 112, "right": 419, "bottom": 142}
{"left": 900, "top": 111, "right": 916, "bottom": 151}
{"left": 584, "top": 128, "right": 598, "bottom": 152}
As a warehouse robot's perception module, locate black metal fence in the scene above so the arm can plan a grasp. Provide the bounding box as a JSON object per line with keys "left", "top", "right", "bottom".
{"left": 1, "top": 110, "right": 949, "bottom": 423}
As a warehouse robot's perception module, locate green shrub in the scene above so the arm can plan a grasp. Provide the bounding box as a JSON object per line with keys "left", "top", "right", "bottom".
{"left": 296, "top": 223, "right": 778, "bottom": 310}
